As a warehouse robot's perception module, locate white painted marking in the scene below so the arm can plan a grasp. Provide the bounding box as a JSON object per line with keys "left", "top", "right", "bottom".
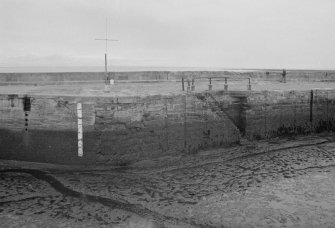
{"left": 77, "top": 103, "right": 83, "bottom": 157}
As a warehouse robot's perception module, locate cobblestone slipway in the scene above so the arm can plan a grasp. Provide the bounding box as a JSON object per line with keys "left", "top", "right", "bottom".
{"left": 1, "top": 134, "right": 335, "bottom": 228}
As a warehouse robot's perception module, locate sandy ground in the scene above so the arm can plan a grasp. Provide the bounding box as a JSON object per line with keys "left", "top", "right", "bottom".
{"left": 0, "top": 80, "right": 335, "bottom": 97}
{"left": 1, "top": 134, "right": 335, "bottom": 227}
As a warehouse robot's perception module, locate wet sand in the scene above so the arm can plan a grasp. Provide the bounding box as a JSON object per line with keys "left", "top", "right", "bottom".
{"left": 1, "top": 134, "right": 335, "bottom": 227}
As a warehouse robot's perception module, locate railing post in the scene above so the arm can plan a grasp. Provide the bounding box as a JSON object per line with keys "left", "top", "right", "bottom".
{"left": 247, "top": 78, "right": 251, "bottom": 90}
{"left": 191, "top": 78, "right": 195, "bottom": 91}
{"left": 182, "top": 78, "right": 185, "bottom": 91}
{"left": 187, "top": 79, "right": 191, "bottom": 92}
{"left": 208, "top": 77, "right": 212, "bottom": 91}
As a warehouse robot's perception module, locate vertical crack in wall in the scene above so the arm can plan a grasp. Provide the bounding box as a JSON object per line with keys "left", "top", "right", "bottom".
{"left": 326, "top": 91, "right": 329, "bottom": 121}
{"left": 263, "top": 93, "right": 268, "bottom": 137}
{"left": 164, "top": 98, "right": 169, "bottom": 151}
{"left": 294, "top": 101, "right": 297, "bottom": 135}
{"left": 183, "top": 94, "right": 187, "bottom": 151}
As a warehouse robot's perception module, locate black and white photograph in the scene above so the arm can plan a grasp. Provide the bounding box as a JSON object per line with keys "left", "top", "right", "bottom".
{"left": 1, "top": 0, "right": 335, "bottom": 227}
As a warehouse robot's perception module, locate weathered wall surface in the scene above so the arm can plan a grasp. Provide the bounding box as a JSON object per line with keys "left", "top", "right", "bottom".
{"left": 1, "top": 89, "right": 334, "bottom": 165}
{"left": 245, "top": 90, "right": 335, "bottom": 139}
{"left": 1, "top": 70, "right": 334, "bottom": 85}
{"left": 0, "top": 92, "right": 240, "bottom": 165}
{"left": 0, "top": 95, "right": 95, "bottom": 164}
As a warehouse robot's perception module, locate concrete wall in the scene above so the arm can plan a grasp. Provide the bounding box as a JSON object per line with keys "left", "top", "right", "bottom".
{"left": 1, "top": 70, "right": 335, "bottom": 84}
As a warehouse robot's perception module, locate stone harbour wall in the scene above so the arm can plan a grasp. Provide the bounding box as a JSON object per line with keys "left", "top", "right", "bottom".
{"left": 0, "top": 92, "right": 241, "bottom": 165}
{"left": 0, "top": 89, "right": 334, "bottom": 165}
{"left": 1, "top": 70, "right": 335, "bottom": 85}
{"left": 245, "top": 90, "right": 335, "bottom": 139}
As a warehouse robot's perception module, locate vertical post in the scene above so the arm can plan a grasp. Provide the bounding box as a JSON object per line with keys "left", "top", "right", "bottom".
{"left": 224, "top": 77, "right": 228, "bottom": 91}
{"left": 191, "top": 78, "right": 195, "bottom": 91}
{"left": 95, "top": 19, "right": 118, "bottom": 91}
{"left": 104, "top": 53, "right": 110, "bottom": 92}
{"left": 310, "top": 90, "right": 313, "bottom": 123}
{"left": 77, "top": 103, "right": 83, "bottom": 157}
{"left": 104, "top": 53, "right": 107, "bottom": 74}
{"left": 104, "top": 53, "right": 108, "bottom": 84}
{"left": 208, "top": 78, "right": 212, "bottom": 91}
{"left": 182, "top": 78, "right": 185, "bottom": 91}
{"left": 247, "top": 78, "right": 251, "bottom": 90}
{"left": 187, "top": 79, "right": 191, "bottom": 92}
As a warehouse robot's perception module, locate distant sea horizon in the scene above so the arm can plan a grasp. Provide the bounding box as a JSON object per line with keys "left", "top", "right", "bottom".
{"left": 0, "top": 65, "right": 334, "bottom": 73}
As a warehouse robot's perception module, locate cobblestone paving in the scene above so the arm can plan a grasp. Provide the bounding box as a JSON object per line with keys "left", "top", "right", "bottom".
{"left": 1, "top": 136, "right": 335, "bottom": 227}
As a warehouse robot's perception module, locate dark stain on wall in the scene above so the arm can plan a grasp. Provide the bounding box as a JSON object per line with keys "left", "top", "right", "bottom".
{"left": 195, "top": 92, "right": 244, "bottom": 135}
{"left": 315, "top": 118, "right": 335, "bottom": 133}
{"left": 0, "top": 128, "right": 91, "bottom": 164}
{"left": 246, "top": 90, "right": 335, "bottom": 140}
{"left": 23, "top": 96, "right": 31, "bottom": 112}
{"left": 8, "top": 94, "right": 18, "bottom": 107}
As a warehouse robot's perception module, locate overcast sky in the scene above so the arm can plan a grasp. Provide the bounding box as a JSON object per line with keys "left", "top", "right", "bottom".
{"left": 1, "top": 0, "right": 335, "bottom": 69}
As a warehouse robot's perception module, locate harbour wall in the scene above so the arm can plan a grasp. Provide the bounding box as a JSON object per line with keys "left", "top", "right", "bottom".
{"left": 0, "top": 89, "right": 334, "bottom": 165}
{"left": 0, "top": 70, "right": 334, "bottom": 85}
{"left": 0, "top": 92, "right": 241, "bottom": 164}
{"left": 246, "top": 90, "right": 335, "bottom": 139}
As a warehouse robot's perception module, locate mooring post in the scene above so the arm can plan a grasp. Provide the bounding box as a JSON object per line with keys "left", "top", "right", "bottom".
{"left": 182, "top": 78, "right": 185, "bottom": 91}
{"left": 224, "top": 77, "right": 228, "bottom": 91}
{"left": 191, "top": 78, "right": 195, "bottom": 91}
{"left": 247, "top": 78, "right": 251, "bottom": 90}
{"left": 209, "top": 77, "right": 212, "bottom": 90}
